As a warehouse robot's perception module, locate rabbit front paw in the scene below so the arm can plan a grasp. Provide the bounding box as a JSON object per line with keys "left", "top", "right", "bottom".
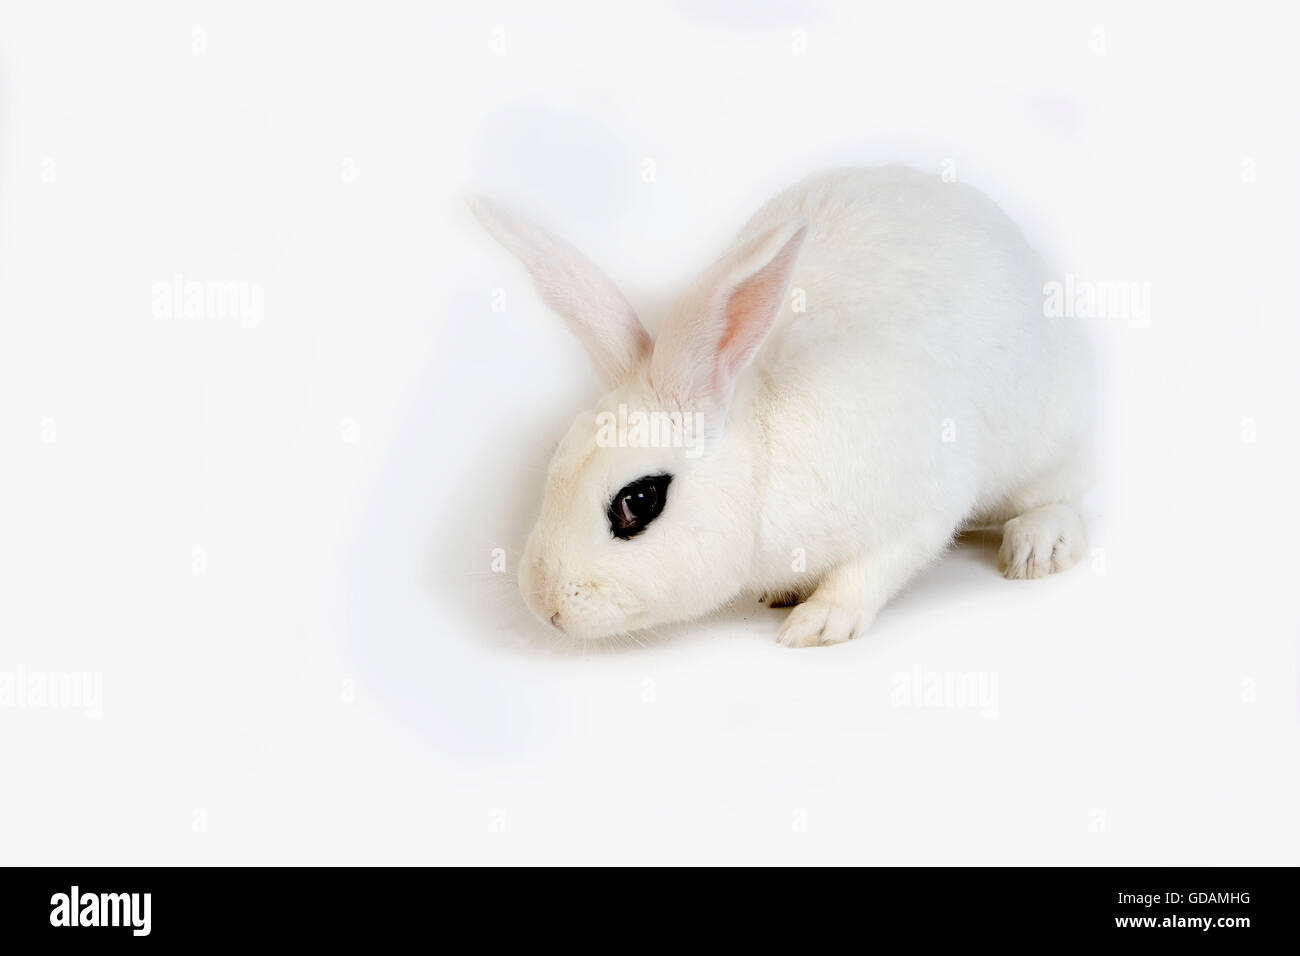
{"left": 999, "top": 504, "right": 1086, "bottom": 580}
{"left": 776, "top": 598, "right": 873, "bottom": 648}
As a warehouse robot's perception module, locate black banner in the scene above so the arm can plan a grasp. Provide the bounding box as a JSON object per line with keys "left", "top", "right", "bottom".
{"left": 0, "top": 867, "right": 1289, "bottom": 943}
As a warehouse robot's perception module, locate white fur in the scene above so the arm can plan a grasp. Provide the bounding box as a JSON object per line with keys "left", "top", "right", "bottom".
{"left": 474, "top": 166, "right": 1096, "bottom": 646}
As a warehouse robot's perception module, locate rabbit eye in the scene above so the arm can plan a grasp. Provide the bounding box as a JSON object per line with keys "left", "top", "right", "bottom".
{"left": 608, "top": 474, "right": 671, "bottom": 539}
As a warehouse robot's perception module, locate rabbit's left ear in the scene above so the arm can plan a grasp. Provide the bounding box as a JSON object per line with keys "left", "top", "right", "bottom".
{"left": 468, "top": 196, "right": 652, "bottom": 391}
{"left": 651, "top": 219, "right": 807, "bottom": 410}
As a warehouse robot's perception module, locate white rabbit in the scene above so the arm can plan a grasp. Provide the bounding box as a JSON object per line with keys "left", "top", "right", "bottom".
{"left": 470, "top": 166, "right": 1095, "bottom": 647}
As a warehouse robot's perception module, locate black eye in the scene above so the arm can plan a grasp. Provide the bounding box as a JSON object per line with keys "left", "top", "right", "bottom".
{"left": 608, "top": 474, "right": 672, "bottom": 539}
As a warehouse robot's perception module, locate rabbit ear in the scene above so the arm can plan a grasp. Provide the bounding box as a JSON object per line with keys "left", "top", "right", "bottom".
{"left": 468, "top": 196, "right": 652, "bottom": 391}
{"left": 651, "top": 219, "right": 807, "bottom": 410}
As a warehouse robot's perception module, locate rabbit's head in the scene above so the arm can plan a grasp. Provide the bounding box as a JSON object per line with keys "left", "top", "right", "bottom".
{"left": 470, "top": 198, "right": 806, "bottom": 638}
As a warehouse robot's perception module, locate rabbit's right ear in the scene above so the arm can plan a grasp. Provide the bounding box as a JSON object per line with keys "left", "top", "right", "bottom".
{"left": 650, "top": 219, "right": 807, "bottom": 412}
{"left": 467, "top": 196, "right": 651, "bottom": 391}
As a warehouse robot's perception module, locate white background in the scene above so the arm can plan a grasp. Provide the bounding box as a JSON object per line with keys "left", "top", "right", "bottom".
{"left": 1, "top": 1, "right": 1296, "bottom": 864}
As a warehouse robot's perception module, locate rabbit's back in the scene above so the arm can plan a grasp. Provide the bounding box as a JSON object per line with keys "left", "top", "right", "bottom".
{"left": 743, "top": 165, "right": 1047, "bottom": 354}
{"left": 738, "top": 167, "right": 1094, "bottom": 588}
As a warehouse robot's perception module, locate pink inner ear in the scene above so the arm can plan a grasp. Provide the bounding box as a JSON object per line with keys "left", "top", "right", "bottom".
{"left": 716, "top": 232, "right": 804, "bottom": 382}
